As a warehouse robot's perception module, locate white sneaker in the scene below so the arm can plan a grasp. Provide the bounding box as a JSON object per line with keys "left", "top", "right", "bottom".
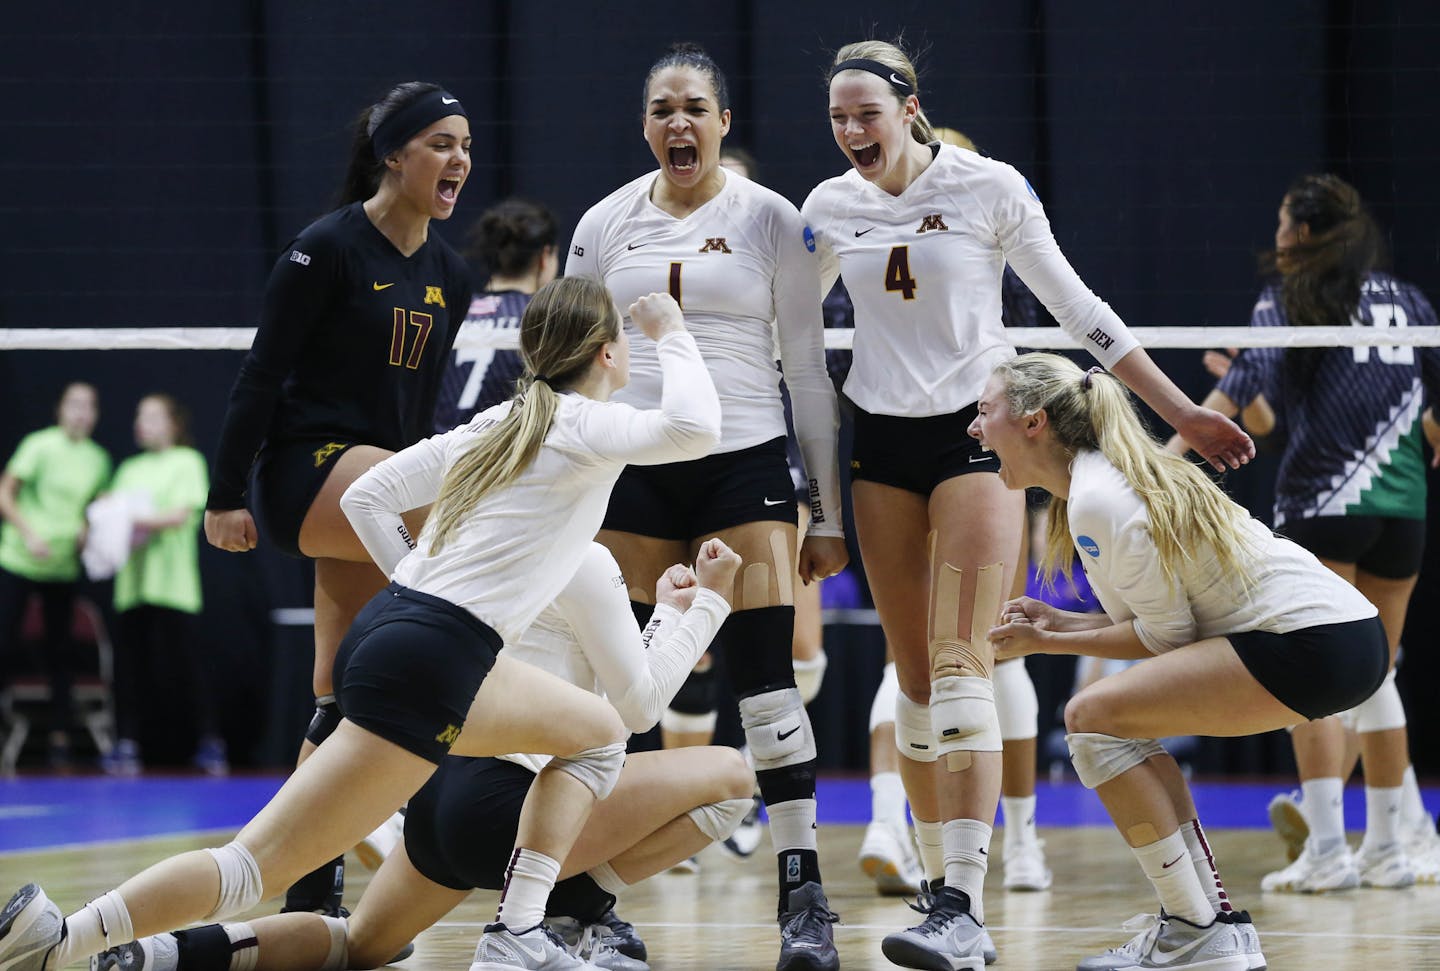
{"left": 0, "top": 885, "right": 63, "bottom": 971}
{"left": 858, "top": 819, "right": 922, "bottom": 896}
{"left": 1265, "top": 790, "right": 1307, "bottom": 863}
{"left": 356, "top": 809, "right": 406, "bottom": 871}
{"left": 1354, "top": 841, "right": 1416, "bottom": 888}
{"left": 1403, "top": 818, "right": 1440, "bottom": 884}
{"left": 542, "top": 917, "right": 648, "bottom": 971}
{"left": 1003, "top": 839, "right": 1053, "bottom": 891}
{"left": 881, "top": 885, "right": 987, "bottom": 971}
{"left": 1260, "top": 840, "right": 1359, "bottom": 893}
{"left": 470, "top": 923, "right": 600, "bottom": 970}
{"left": 1075, "top": 911, "right": 1257, "bottom": 971}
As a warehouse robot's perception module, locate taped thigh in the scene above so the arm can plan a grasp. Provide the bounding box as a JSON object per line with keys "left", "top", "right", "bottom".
{"left": 733, "top": 528, "right": 795, "bottom": 610}
{"left": 927, "top": 532, "right": 1004, "bottom": 682}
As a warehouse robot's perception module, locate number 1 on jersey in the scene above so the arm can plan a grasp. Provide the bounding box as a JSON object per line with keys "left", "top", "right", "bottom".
{"left": 668, "top": 262, "right": 683, "bottom": 308}
{"left": 885, "top": 246, "right": 917, "bottom": 300}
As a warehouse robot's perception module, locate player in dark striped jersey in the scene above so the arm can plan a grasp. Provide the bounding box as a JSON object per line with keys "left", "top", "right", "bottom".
{"left": 203, "top": 82, "right": 474, "bottom": 915}
{"left": 434, "top": 199, "right": 558, "bottom": 433}
{"left": 1184, "top": 174, "right": 1440, "bottom": 890}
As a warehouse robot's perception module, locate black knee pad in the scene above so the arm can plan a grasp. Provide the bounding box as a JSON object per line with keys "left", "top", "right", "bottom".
{"left": 755, "top": 763, "right": 818, "bottom": 805}
{"left": 719, "top": 606, "right": 797, "bottom": 699}
{"left": 546, "top": 873, "right": 617, "bottom": 924}
{"left": 305, "top": 695, "right": 342, "bottom": 747}
{"left": 173, "top": 924, "right": 240, "bottom": 971}
{"left": 671, "top": 662, "right": 719, "bottom": 715}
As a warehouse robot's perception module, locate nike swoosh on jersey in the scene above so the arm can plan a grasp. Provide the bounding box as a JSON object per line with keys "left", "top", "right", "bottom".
{"left": 763, "top": 497, "right": 788, "bottom": 506}
{"left": 967, "top": 454, "right": 992, "bottom": 463}
{"left": 373, "top": 282, "right": 396, "bottom": 291}
{"left": 441, "top": 96, "right": 459, "bottom": 104}
{"left": 627, "top": 241, "right": 650, "bottom": 250}
{"left": 854, "top": 227, "right": 876, "bottom": 237}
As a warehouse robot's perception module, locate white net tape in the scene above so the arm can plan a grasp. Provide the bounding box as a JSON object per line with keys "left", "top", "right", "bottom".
{"left": 3, "top": 325, "right": 1439, "bottom": 351}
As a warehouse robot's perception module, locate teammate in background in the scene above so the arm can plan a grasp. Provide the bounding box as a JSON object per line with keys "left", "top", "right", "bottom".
{"left": 201, "top": 82, "right": 474, "bottom": 915}
{"left": 567, "top": 44, "right": 847, "bottom": 971}
{"left": 433, "top": 198, "right": 559, "bottom": 433}
{"left": 0, "top": 382, "right": 110, "bottom": 769}
{"left": 977, "top": 353, "right": 1386, "bottom": 971}
{"left": 93, "top": 542, "right": 749, "bottom": 971}
{"left": 1173, "top": 174, "right": 1440, "bottom": 889}
{"left": 105, "top": 395, "right": 220, "bottom": 776}
{"left": 803, "top": 40, "right": 1251, "bottom": 970}
{"left": 0, "top": 279, "right": 722, "bottom": 971}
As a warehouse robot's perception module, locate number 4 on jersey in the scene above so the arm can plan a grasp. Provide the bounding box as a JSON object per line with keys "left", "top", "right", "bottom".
{"left": 885, "top": 246, "right": 917, "bottom": 300}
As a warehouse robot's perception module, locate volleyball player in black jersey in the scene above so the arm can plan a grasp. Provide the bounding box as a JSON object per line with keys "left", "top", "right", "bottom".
{"left": 203, "top": 81, "right": 473, "bottom": 915}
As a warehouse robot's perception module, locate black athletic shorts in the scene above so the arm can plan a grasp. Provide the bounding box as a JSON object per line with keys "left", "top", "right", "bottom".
{"left": 404, "top": 755, "right": 533, "bottom": 891}
{"left": 1228, "top": 615, "right": 1389, "bottom": 720}
{"left": 1278, "top": 515, "right": 1425, "bottom": 580}
{"left": 252, "top": 437, "right": 356, "bottom": 558}
{"left": 333, "top": 583, "right": 501, "bottom": 763}
{"left": 602, "top": 436, "right": 797, "bottom": 540}
{"left": 849, "top": 402, "right": 1000, "bottom": 496}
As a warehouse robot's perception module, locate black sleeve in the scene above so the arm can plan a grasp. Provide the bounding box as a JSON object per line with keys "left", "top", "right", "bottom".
{"left": 207, "top": 235, "right": 339, "bottom": 509}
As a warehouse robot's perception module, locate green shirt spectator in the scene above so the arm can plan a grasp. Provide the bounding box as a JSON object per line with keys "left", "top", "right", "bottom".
{"left": 111, "top": 445, "right": 208, "bottom": 615}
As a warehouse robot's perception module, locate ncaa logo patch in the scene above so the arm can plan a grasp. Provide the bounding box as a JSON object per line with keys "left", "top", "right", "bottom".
{"left": 803, "top": 226, "right": 816, "bottom": 252}
{"left": 1077, "top": 535, "right": 1101, "bottom": 558}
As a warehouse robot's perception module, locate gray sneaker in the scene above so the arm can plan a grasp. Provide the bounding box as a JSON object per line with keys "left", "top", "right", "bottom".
{"left": 0, "top": 885, "right": 63, "bottom": 971}
{"left": 542, "top": 917, "right": 648, "bottom": 971}
{"left": 882, "top": 885, "right": 987, "bottom": 971}
{"left": 469, "top": 922, "right": 600, "bottom": 971}
{"left": 911, "top": 880, "right": 996, "bottom": 965}
{"left": 1076, "top": 912, "right": 1253, "bottom": 971}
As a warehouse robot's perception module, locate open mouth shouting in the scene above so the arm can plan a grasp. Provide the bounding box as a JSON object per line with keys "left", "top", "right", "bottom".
{"left": 437, "top": 177, "right": 462, "bottom": 206}
{"left": 850, "top": 141, "right": 881, "bottom": 169}
{"left": 667, "top": 143, "right": 699, "bottom": 177}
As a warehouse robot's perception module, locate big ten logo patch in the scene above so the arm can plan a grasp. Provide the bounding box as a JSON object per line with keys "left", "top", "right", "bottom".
{"left": 290, "top": 249, "right": 311, "bottom": 265}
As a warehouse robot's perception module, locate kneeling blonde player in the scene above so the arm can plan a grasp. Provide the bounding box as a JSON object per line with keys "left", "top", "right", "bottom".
{"left": 975, "top": 354, "right": 1391, "bottom": 971}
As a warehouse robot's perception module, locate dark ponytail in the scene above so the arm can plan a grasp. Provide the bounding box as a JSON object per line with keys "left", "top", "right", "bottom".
{"left": 336, "top": 81, "right": 443, "bottom": 206}
{"left": 467, "top": 199, "right": 558, "bottom": 283}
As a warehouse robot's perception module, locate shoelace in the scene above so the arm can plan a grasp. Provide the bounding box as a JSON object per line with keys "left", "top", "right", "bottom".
{"left": 1105, "top": 913, "right": 1164, "bottom": 957}
{"left": 572, "top": 923, "right": 625, "bottom": 963}
{"left": 781, "top": 902, "right": 840, "bottom": 942}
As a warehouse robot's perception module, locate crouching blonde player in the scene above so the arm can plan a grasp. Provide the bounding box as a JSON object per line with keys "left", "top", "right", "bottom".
{"left": 974, "top": 354, "right": 1387, "bottom": 971}
{"left": 89, "top": 541, "right": 752, "bottom": 971}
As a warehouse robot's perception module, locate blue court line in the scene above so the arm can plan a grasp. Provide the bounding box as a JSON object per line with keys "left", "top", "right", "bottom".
{"left": 1, "top": 775, "right": 1435, "bottom": 854}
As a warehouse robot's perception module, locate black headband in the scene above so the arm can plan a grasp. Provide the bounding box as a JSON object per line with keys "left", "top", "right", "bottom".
{"left": 830, "top": 58, "right": 914, "bottom": 96}
{"left": 371, "top": 89, "right": 468, "bottom": 160}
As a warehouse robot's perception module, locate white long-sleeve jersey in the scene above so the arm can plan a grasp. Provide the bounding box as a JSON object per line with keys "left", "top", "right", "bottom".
{"left": 500, "top": 542, "right": 731, "bottom": 774}
{"left": 802, "top": 144, "right": 1141, "bottom": 417}
{"left": 566, "top": 169, "right": 843, "bottom": 536}
{"left": 340, "top": 331, "right": 720, "bottom": 643}
{"left": 1067, "top": 449, "right": 1375, "bottom": 655}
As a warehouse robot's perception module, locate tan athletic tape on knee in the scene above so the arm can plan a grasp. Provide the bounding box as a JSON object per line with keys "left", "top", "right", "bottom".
{"left": 927, "top": 538, "right": 1002, "bottom": 681}
{"left": 1066, "top": 732, "right": 1166, "bottom": 790}
{"left": 931, "top": 676, "right": 1002, "bottom": 771}
{"left": 1341, "top": 668, "right": 1406, "bottom": 734}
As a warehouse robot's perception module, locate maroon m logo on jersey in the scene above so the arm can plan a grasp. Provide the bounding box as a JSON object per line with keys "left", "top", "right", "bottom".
{"left": 916, "top": 214, "right": 948, "bottom": 233}
{"left": 698, "top": 237, "right": 733, "bottom": 254}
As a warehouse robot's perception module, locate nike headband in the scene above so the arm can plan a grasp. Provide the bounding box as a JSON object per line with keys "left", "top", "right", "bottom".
{"left": 830, "top": 58, "right": 914, "bottom": 96}
{"left": 371, "top": 89, "right": 468, "bottom": 160}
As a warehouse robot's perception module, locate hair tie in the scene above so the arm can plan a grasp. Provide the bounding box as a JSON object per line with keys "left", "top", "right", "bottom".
{"left": 1081, "top": 366, "right": 1105, "bottom": 390}
{"left": 532, "top": 374, "right": 551, "bottom": 385}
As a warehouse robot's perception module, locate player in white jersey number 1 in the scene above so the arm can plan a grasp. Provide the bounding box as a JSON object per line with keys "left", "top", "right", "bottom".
{"left": 800, "top": 38, "right": 1253, "bottom": 971}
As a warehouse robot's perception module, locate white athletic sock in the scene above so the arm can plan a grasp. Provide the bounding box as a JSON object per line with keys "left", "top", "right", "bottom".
{"left": 1132, "top": 830, "right": 1213, "bottom": 925}
{"left": 1179, "top": 818, "right": 1232, "bottom": 913}
{"left": 1362, "top": 786, "right": 1404, "bottom": 851}
{"left": 871, "top": 771, "right": 908, "bottom": 827}
{"left": 587, "top": 861, "right": 629, "bottom": 896}
{"left": 1401, "top": 766, "right": 1433, "bottom": 833}
{"left": 1301, "top": 777, "right": 1346, "bottom": 854}
{"left": 495, "top": 848, "right": 561, "bottom": 932}
{"left": 766, "top": 798, "right": 818, "bottom": 854}
{"left": 1000, "top": 794, "right": 1038, "bottom": 851}
{"left": 913, "top": 817, "right": 945, "bottom": 883}
{"left": 51, "top": 891, "right": 135, "bottom": 969}
{"left": 941, "top": 819, "right": 991, "bottom": 924}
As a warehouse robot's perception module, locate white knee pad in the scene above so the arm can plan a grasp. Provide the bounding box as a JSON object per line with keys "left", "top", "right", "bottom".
{"left": 739, "top": 687, "right": 817, "bottom": 771}
{"left": 203, "top": 841, "right": 264, "bottom": 921}
{"left": 687, "top": 796, "right": 755, "bottom": 843}
{"left": 793, "top": 650, "right": 828, "bottom": 705}
{"left": 994, "top": 658, "right": 1038, "bottom": 742}
{"left": 1067, "top": 732, "right": 1166, "bottom": 790}
{"left": 930, "top": 676, "right": 1002, "bottom": 756}
{"left": 870, "top": 662, "right": 900, "bottom": 734}
{"left": 551, "top": 740, "right": 627, "bottom": 800}
{"left": 661, "top": 708, "right": 718, "bottom": 735}
{"left": 894, "top": 691, "right": 937, "bottom": 763}
{"left": 317, "top": 915, "right": 348, "bottom": 971}
{"left": 1342, "top": 668, "right": 1406, "bottom": 734}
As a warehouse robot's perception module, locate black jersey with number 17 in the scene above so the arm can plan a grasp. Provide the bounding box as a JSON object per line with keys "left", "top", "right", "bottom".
{"left": 208, "top": 202, "right": 472, "bottom": 509}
